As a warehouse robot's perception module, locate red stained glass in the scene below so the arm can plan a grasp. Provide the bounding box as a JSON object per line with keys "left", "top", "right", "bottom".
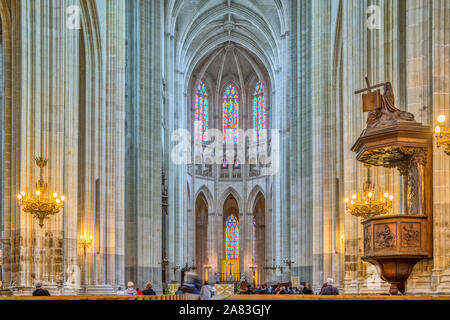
{"left": 252, "top": 81, "right": 266, "bottom": 141}
{"left": 195, "top": 81, "right": 208, "bottom": 141}
{"left": 225, "top": 214, "right": 239, "bottom": 260}
{"left": 223, "top": 85, "right": 239, "bottom": 144}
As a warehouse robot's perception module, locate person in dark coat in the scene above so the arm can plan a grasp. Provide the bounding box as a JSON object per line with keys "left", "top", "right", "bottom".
{"left": 319, "top": 278, "right": 339, "bottom": 295}
{"left": 32, "top": 282, "right": 50, "bottom": 296}
{"left": 302, "top": 283, "right": 314, "bottom": 294}
{"left": 141, "top": 282, "right": 156, "bottom": 295}
{"left": 242, "top": 286, "right": 254, "bottom": 294}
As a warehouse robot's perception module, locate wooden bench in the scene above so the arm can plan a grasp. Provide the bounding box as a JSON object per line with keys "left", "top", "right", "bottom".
{"left": 224, "top": 294, "right": 450, "bottom": 300}
{"left": 0, "top": 294, "right": 199, "bottom": 300}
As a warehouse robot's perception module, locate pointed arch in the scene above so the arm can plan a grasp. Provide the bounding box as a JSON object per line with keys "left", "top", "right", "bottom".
{"left": 247, "top": 185, "right": 264, "bottom": 210}
{"left": 219, "top": 187, "right": 243, "bottom": 211}
{"left": 252, "top": 192, "right": 266, "bottom": 285}
{"left": 195, "top": 185, "right": 214, "bottom": 212}
{"left": 195, "top": 191, "right": 209, "bottom": 281}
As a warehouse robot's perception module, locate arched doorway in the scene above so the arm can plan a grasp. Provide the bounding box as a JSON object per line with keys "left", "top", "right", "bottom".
{"left": 195, "top": 193, "right": 208, "bottom": 281}
{"left": 252, "top": 192, "right": 266, "bottom": 286}
{"left": 222, "top": 194, "right": 239, "bottom": 281}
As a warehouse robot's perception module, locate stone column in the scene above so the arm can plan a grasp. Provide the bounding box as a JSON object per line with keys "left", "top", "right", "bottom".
{"left": 429, "top": 0, "right": 450, "bottom": 294}
{"left": 125, "top": 0, "right": 163, "bottom": 292}
{"left": 289, "top": 0, "right": 313, "bottom": 286}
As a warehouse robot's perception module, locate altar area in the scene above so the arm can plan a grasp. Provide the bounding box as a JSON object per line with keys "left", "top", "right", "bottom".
{"left": 220, "top": 260, "right": 240, "bottom": 282}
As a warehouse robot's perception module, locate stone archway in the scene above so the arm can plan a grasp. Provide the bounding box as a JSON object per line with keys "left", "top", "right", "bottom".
{"left": 195, "top": 192, "right": 209, "bottom": 282}
{"left": 252, "top": 192, "right": 266, "bottom": 286}
{"left": 222, "top": 194, "right": 240, "bottom": 281}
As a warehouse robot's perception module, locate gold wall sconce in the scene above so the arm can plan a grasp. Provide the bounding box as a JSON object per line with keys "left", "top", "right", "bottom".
{"left": 435, "top": 115, "right": 450, "bottom": 155}
{"left": 79, "top": 235, "right": 93, "bottom": 256}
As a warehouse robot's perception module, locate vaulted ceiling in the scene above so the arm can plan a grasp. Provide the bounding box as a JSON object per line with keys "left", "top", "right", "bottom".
{"left": 191, "top": 44, "right": 270, "bottom": 103}
{"left": 166, "top": 0, "right": 289, "bottom": 87}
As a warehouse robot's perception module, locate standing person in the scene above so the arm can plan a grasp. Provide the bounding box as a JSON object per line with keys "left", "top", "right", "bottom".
{"left": 210, "top": 283, "right": 216, "bottom": 297}
{"left": 142, "top": 282, "right": 156, "bottom": 295}
{"left": 319, "top": 278, "right": 340, "bottom": 295}
{"left": 124, "top": 281, "right": 137, "bottom": 295}
{"left": 302, "top": 283, "right": 313, "bottom": 294}
{"left": 32, "top": 282, "right": 50, "bottom": 296}
{"left": 116, "top": 287, "right": 125, "bottom": 295}
{"left": 200, "top": 282, "right": 213, "bottom": 300}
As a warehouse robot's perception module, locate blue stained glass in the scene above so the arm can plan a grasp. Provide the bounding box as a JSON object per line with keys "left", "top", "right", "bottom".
{"left": 225, "top": 214, "right": 239, "bottom": 260}
{"left": 252, "top": 81, "right": 266, "bottom": 141}
{"left": 195, "top": 81, "right": 208, "bottom": 141}
{"left": 223, "top": 85, "right": 239, "bottom": 144}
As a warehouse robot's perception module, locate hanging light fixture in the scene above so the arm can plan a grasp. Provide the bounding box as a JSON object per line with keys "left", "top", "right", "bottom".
{"left": 344, "top": 168, "right": 393, "bottom": 220}
{"left": 16, "top": 157, "right": 65, "bottom": 228}
{"left": 16, "top": 102, "right": 65, "bottom": 227}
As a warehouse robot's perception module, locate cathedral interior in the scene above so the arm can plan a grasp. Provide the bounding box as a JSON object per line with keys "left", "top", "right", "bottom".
{"left": 0, "top": 0, "right": 450, "bottom": 296}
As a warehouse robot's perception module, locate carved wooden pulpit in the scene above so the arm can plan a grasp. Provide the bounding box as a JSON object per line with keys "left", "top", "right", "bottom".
{"left": 351, "top": 79, "right": 433, "bottom": 295}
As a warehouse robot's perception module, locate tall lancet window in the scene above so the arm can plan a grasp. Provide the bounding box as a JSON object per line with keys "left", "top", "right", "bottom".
{"left": 223, "top": 85, "right": 239, "bottom": 144}
{"left": 252, "top": 81, "right": 266, "bottom": 141}
{"left": 194, "top": 81, "right": 208, "bottom": 141}
{"left": 225, "top": 214, "right": 239, "bottom": 260}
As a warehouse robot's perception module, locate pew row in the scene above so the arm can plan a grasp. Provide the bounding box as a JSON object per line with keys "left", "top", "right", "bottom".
{"left": 224, "top": 294, "right": 450, "bottom": 300}
{"left": 0, "top": 294, "right": 200, "bottom": 300}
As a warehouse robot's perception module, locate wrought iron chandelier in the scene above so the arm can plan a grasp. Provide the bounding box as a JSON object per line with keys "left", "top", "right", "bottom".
{"left": 434, "top": 115, "right": 450, "bottom": 155}
{"left": 344, "top": 171, "right": 393, "bottom": 220}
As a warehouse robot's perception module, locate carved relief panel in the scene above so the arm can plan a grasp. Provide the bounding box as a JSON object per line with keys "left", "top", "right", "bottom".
{"left": 374, "top": 223, "right": 397, "bottom": 249}
{"left": 400, "top": 222, "right": 421, "bottom": 248}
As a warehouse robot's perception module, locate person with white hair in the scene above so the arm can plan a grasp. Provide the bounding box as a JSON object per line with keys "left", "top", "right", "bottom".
{"left": 124, "top": 281, "right": 137, "bottom": 295}
{"left": 319, "top": 278, "right": 340, "bottom": 295}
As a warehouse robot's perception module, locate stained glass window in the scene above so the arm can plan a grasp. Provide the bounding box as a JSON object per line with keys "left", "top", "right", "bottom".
{"left": 252, "top": 81, "right": 266, "bottom": 141}
{"left": 223, "top": 85, "right": 239, "bottom": 144}
{"left": 194, "top": 81, "right": 208, "bottom": 141}
{"left": 225, "top": 214, "right": 239, "bottom": 260}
